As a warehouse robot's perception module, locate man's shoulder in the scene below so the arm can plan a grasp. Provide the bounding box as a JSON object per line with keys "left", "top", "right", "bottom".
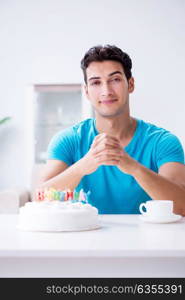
{"left": 53, "top": 118, "right": 94, "bottom": 140}
{"left": 47, "top": 118, "right": 95, "bottom": 153}
{"left": 139, "top": 119, "right": 181, "bottom": 145}
{"left": 72, "top": 118, "right": 94, "bottom": 132}
{"left": 140, "top": 119, "right": 170, "bottom": 136}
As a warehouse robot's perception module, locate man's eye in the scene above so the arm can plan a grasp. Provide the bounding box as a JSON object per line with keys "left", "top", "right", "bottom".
{"left": 113, "top": 78, "right": 121, "bottom": 82}
{"left": 91, "top": 81, "right": 100, "bottom": 85}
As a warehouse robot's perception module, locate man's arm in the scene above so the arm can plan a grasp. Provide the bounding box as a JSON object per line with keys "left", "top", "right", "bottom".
{"left": 118, "top": 154, "right": 185, "bottom": 215}
{"left": 37, "top": 159, "right": 85, "bottom": 190}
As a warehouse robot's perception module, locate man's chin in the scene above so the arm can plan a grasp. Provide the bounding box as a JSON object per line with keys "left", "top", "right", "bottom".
{"left": 96, "top": 110, "right": 124, "bottom": 118}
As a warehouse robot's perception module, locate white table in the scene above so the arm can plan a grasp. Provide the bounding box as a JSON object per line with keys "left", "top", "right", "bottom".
{"left": 0, "top": 214, "right": 185, "bottom": 277}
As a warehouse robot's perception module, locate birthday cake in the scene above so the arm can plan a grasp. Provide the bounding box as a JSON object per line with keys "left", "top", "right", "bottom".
{"left": 17, "top": 189, "right": 100, "bottom": 232}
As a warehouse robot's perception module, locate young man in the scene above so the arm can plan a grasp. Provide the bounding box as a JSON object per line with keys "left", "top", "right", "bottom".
{"left": 38, "top": 45, "right": 185, "bottom": 215}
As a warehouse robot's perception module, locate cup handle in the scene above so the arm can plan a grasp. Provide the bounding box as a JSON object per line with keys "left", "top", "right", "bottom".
{"left": 139, "top": 203, "right": 147, "bottom": 215}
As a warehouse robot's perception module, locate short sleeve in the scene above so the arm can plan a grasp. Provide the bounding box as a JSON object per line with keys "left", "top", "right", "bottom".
{"left": 46, "top": 127, "right": 76, "bottom": 166}
{"left": 156, "top": 132, "right": 185, "bottom": 169}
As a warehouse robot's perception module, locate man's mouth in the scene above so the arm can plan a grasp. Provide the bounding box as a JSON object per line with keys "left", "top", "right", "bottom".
{"left": 100, "top": 99, "right": 118, "bottom": 104}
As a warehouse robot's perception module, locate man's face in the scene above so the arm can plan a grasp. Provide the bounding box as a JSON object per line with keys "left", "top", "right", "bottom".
{"left": 85, "top": 60, "right": 134, "bottom": 118}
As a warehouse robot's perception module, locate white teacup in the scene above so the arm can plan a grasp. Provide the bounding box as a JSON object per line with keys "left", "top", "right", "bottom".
{"left": 139, "top": 200, "right": 174, "bottom": 218}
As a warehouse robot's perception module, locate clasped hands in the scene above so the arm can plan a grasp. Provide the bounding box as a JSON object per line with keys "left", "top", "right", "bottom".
{"left": 81, "top": 133, "right": 138, "bottom": 175}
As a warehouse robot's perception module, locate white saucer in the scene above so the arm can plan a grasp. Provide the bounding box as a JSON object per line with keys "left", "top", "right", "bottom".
{"left": 139, "top": 213, "right": 182, "bottom": 224}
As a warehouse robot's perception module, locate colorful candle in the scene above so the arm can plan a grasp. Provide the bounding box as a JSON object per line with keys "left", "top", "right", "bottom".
{"left": 36, "top": 189, "right": 45, "bottom": 201}
{"left": 59, "top": 191, "right": 65, "bottom": 201}
{"left": 74, "top": 190, "right": 79, "bottom": 201}
{"left": 79, "top": 189, "right": 85, "bottom": 201}
{"left": 64, "top": 190, "right": 68, "bottom": 201}
{"left": 68, "top": 190, "right": 73, "bottom": 200}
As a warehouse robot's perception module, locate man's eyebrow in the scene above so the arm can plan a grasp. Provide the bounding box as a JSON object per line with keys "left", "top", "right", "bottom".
{"left": 108, "top": 71, "right": 123, "bottom": 76}
{"left": 88, "top": 71, "right": 123, "bottom": 81}
{"left": 88, "top": 76, "right": 100, "bottom": 81}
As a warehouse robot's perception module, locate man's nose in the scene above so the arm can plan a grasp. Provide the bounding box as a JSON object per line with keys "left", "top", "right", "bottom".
{"left": 101, "top": 82, "right": 113, "bottom": 97}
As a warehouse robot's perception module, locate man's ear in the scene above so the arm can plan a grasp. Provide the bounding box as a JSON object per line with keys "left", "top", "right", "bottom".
{"left": 128, "top": 77, "right": 135, "bottom": 93}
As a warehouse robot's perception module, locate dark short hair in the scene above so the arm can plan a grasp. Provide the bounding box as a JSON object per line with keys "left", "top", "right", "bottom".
{"left": 81, "top": 44, "right": 132, "bottom": 84}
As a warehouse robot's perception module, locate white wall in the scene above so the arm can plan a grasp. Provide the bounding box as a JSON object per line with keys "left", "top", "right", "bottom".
{"left": 0, "top": 0, "right": 185, "bottom": 189}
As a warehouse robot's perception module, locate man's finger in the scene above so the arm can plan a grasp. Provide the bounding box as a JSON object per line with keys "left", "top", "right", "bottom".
{"left": 92, "top": 133, "right": 120, "bottom": 148}
{"left": 94, "top": 145, "right": 123, "bottom": 156}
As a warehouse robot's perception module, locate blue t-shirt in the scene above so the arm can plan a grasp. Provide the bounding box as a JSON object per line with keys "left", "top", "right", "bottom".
{"left": 47, "top": 118, "right": 184, "bottom": 214}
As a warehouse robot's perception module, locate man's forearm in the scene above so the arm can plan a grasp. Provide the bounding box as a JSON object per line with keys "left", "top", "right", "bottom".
{"left": 131, "top": 163, "right": 185, "bottom": 215}
{"left": 39, "top": 160, "right": 85, "bottom": 191}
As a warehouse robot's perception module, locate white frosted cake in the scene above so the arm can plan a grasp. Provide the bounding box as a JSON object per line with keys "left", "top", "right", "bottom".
{"left": 17, "top": 200, "right": 100, "bottom": 232}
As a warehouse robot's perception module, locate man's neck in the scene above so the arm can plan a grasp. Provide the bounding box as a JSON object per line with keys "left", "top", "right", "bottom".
{"left": 95, "top": 114, "right": 137, "bottom": 145}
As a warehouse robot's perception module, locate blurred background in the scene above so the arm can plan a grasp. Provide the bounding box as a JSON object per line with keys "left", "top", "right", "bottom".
{"left": 0, "top": 0, "right": 185, "bottom": 190}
